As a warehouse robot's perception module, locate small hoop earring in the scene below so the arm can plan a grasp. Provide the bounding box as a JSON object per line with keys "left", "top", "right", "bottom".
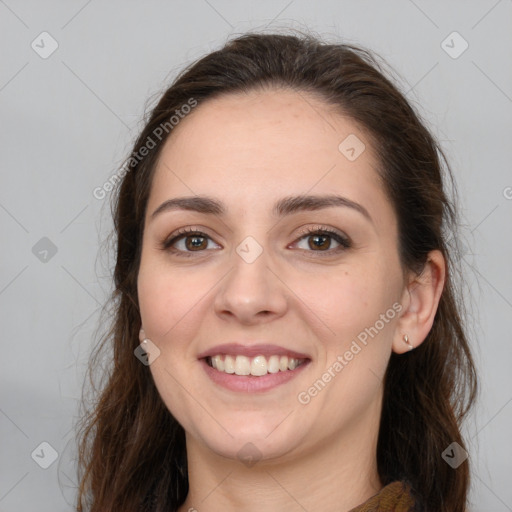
{"left": 403, "top": 334, "right": 414, "bottom": 351}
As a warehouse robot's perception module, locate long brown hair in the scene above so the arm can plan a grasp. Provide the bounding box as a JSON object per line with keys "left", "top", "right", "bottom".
{"left": 77, "top": 31, "right": 478, "bottom": 512}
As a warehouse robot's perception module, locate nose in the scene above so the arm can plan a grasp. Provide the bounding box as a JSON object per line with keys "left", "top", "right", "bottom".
{"left": 213, "top": 241, "right": 288, "bottom": 325}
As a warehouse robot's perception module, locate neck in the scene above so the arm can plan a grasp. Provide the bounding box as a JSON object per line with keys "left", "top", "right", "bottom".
{"left": 178, "top": 401, "right": 383, "bottom": 512}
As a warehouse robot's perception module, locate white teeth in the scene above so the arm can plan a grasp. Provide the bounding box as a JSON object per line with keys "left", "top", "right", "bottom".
{"left": 224, "top": 355, "right": 235, "bottom": 374}
{"left": 234, "top": 355, "right": 251, "bottom": 376}
{"left": 208, "top": 354, "right": 306, "bottom": 376}
{"left": 267, "top": 355, "right": 280, "bottom": 374}
{"left": 251, "top": 355, "right": 268, "bottom": 376}
{"left": 212, "top": 355, "right": 224, "bottom": 371}
{"left": 288, "top": 358, "right": 299, "bottom": 370}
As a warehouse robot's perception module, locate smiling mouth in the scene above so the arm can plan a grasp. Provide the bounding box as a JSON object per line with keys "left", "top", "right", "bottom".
{"left": 205, "top": 354, "right": 309, "bottom": 376}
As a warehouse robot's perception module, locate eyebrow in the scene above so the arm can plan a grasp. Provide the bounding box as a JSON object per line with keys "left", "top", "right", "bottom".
{"left": 150, "top": 194, "right": 373, "bottom": 223}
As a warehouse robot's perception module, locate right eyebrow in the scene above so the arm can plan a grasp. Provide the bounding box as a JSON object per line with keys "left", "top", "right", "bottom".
{"left": 150, "top": 194, "right": 373, "bottom": 225}
{"left": 151, "top": 196, "right": 225, "bottom": 220}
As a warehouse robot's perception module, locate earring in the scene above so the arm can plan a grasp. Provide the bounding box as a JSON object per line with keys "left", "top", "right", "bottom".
{"left": 403, "top": 334, "right": 414, "bottom": 351}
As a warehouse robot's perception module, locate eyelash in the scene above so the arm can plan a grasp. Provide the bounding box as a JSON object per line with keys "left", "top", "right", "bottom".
{"left": 160, "top": 225, "right": 352, "bottom": 258}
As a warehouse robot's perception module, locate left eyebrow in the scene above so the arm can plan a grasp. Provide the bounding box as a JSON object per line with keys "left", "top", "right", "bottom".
{"left": 150, "top": 194, "right": 373, "bottom": 225}
{"left": 273, "top": 194, "right": 373, "bottom": 224}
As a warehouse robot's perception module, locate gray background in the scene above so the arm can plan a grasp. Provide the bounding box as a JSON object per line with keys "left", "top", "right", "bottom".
{"left": 1, "top": 1, "right": 511, "bottom": 510}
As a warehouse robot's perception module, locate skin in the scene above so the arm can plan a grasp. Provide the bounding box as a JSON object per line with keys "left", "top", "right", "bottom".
{"left": 137, "top": 88, "right": 445, "bottom": 512}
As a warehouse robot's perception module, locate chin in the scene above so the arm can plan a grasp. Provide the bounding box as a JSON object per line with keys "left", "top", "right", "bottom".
{"left": 203, "top": 432, "right": 301, "bottom": 465}
{"left": 183, "top": 409, "right": 311, "bottom": 465}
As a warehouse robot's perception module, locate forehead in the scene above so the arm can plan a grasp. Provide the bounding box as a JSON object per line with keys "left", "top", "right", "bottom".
{"left": 147, "top": 88, "right": 392, "bottom": 227}
{"left": 158, "top": 87, "right": 363, "bottom": 169}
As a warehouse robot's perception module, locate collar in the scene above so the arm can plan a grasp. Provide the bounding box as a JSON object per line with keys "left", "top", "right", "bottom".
{"left": 348, "top": 481, "right": 416, "bottom": 512}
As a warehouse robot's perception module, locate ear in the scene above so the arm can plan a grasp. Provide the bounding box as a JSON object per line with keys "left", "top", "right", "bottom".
{"left": 392, "top": 250, "right": 446, "bottom": 354}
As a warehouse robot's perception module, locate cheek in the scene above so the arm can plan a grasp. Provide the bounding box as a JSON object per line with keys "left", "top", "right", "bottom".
{"left": 137, "top": 260, "right": 208, "bottom": 340}
{"left": 137, "top": 264, "right": 207, "bottom": 431}
{"left": 294, "top": 271, "right": 398, "bottom": 426}
{"left": 289, "top": 266, "right": 394, "bottom": 342}
{"left": 289, "top": 263, "right": 401, "bottom": 413}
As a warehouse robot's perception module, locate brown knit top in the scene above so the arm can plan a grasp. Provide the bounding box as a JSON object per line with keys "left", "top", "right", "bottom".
{"left": 348, "top": 481, "right": 416, "bottom": 512}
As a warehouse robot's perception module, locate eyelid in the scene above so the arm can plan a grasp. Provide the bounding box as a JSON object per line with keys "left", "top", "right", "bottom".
{"left": 294, "top": 224, "right": 350, "bottom": 242}
{"left": 161, "top": 226, "right": 220, "bottom": 250}
{"left": 290, "top": 225, "right": 351, "bottom": 253}
{"left": 161, "top": 224, "right": 351, "bottom": 256}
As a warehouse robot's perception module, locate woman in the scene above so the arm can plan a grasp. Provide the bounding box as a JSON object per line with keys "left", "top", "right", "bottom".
{"left": 77, "top": 32, "right": 478, "bottom": 512}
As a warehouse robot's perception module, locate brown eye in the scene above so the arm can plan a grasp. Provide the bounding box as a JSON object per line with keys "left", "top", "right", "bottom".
{"left": 294, "top": 228, "right": 351, "bottom": 254}
{"left": 183, "top": 234, "right": 208, "bottom": 251}
{"left": 307, "top": 233, "right": 332, "bottom": 251}
{"left": 162, "top": 229, "right": 221, "bottom": 256}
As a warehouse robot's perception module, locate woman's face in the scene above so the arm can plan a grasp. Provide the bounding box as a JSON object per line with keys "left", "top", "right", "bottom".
{"left": 137, "top": 88, "right": 408, "bottom": 463}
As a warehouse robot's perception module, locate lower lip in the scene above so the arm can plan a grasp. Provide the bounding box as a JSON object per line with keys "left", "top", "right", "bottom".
{"left": 200, "top": 358, "right": 310, "bottom": 393}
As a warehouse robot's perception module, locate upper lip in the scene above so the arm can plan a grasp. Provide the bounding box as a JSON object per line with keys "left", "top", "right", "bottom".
{"left": 197, "top": 343, "right": 311, "bottom": 360}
